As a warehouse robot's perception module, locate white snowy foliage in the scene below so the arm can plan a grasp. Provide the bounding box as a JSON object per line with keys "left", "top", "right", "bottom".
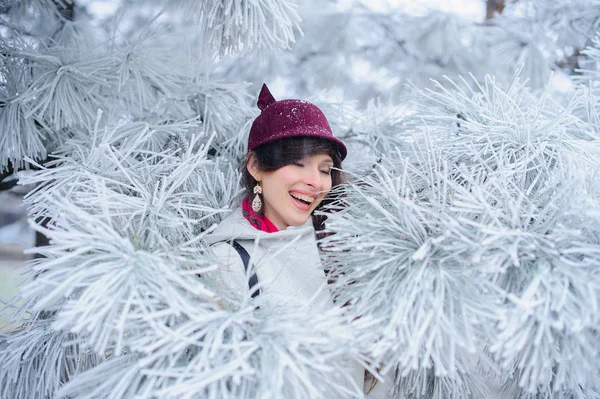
{"left": 0, "top": 50, "right": 46, "bottom": 172}
{"left": 524, "top": 0, "right": 600, "bottom": 49}
{"left": 184, "top": 80, "right": 255, "bottom": 154}
{"left": 0, "top": 1, "right": 260, "bottom": 172}
{"left": 20, "top": 122, "right": 239, "bottom": 236}
{"left": 320, "top": 74, "right": 600, "bottom": 398}
{"left": 393, "top": 366, "right": 489, "bottom": 399}
{"left": 170, "top": 0, "right": 302, "bottom": 56}
{"left": 49, "top": 18, "right": 103, "bottom": 51}
{"left": 319, "top": 153, "right": 498, "bottom": 396}
{"left": 329, "top": 100, "right": 417, "bottom": 173}
{"left": 414, "top": 75, "right": 600, "bottom": 396}
{"left": 54, "top": 306, "right": 364, "bottom": 399}
{"left": 15, "top": 48, "right": 114, "bottom": 130}
{"left": 573, "top": 38, "right": 600, "bottom": 136}
{"left": 113, "top": 33, "right": 187, "bottom": 112}
{"left": 219, "top": 7, "right": 492, "bottom": 106}
{"left": 21, "top": 204, "right": 219, "bottom": 354}
{"left": 0, "top": 317, "right": 98, "bottom": 399}
{"left": 0, "top": 0, "right": 69, "bottom": 33}
{"left": 486, "top": 0, "right": 600, "bottom": 89}
{"left": 401, "top": 11, "right": 485, "bottom": 87}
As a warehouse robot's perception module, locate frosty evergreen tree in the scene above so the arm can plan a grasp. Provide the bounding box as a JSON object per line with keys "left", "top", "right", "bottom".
{"left": 0, "top": 1, "right": 370, "bottom": 398}
{"left": 1, "top": 0, "right": 600, "bottom": 398}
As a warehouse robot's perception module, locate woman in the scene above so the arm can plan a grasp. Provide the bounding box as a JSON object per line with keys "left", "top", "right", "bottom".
{"left": 205, "top": 84, "right": 392, "bottom": 398}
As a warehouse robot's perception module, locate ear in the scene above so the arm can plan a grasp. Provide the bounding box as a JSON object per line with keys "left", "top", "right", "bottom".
{"left": 246, "top": 153, "right": 262, "bottom": 182}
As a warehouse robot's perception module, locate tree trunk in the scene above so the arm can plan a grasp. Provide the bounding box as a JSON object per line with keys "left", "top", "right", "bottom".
{"left": 486, "top": 0, "right": 506, "bottom": 20}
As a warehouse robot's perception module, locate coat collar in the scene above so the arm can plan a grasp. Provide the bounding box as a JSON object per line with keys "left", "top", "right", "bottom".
{"left": 206, "top": 207, "right": 314, "bottom": 245}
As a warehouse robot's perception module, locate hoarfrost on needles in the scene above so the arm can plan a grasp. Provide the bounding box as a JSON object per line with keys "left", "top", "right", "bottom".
{"left": 2, "top": 0, "right": 600, "bottom": 398}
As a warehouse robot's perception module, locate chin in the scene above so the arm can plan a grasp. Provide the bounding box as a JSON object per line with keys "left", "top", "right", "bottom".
{"left": 286, "top": 213, "right": 312, "bottom": 227}
{"left": 287, "top": 218, "right": 309, "bottom": 227}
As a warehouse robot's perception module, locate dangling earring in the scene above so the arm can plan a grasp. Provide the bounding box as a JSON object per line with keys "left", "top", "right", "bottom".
{"left": 252, "top": 182, "right": 263, "bottom": 213}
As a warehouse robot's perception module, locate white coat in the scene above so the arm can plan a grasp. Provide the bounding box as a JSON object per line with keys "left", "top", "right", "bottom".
{"left": 205, "top": 207, "right": 395, "bottom": 398}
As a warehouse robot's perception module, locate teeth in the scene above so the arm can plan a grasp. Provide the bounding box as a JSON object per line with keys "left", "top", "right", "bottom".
{"left": 290, "top": 192, "right": 315, "bottom": 203}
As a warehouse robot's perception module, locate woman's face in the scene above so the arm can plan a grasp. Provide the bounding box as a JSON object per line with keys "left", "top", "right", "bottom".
{"left": 250, "top": 153, "right": 334, "bottom": 230}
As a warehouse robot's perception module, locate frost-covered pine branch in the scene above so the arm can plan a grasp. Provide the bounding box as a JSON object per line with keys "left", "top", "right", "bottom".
{"left": 415, "top": 75, "right": 600, "bottom": 396}
{"left": 15, "top": 47, "right": 115, "bottom": 130}
{"left": 0, "top": 316, "right": 99, "bottom": 399}
{"left": 319, "top": 151, "right": 498, "bottom": 398}
{"left": 485, "top": 0, "right": 600, "bottom": 88}
{"left": 112, "top": 32, "right": 187, "bottom": 112}
{"left": 573, "top": 37, "right": 600, "bottom": 137}
{"left": 319, "top": 99, "right": 418, "bottom": 174}
{"left": 170, "top": 0, "right": 302, "bottom": 56}
{"left": 320, "top": 73, "right": 600, "bottom": 398}
{"left": 54, "top": 304, "right": 366, "bottom": 399}
{"left": 183, "top": 80, "right": 254, "bottom": 155}
{"left": 522, "top": 0, "right": 600, "bottom": 49}
{"left": 3, "top": 115, "right": 372, "bottom": 397}
{"left": 0, "top": 45, "right": 47, "bottom": 172}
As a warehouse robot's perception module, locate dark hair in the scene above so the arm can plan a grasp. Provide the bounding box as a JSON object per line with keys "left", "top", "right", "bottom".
{"left": 242, "top": 136, "right": 345, "bottom": 231}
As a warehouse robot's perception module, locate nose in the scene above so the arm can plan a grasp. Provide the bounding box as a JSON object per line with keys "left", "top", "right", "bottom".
{"left": 303, "top": 165, "right": 324, "bottom": 189}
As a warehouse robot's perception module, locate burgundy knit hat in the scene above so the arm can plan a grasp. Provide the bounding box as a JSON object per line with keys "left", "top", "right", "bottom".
{"left": 248, "top": 84, "right": 347, "bottom": 160}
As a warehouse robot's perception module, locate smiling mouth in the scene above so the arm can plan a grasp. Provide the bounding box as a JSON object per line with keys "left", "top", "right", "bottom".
{"left": 290, "top": 192, "right": 315, "bottom": 204}
{"left": 289, "top": 192, "right": 315, "bottom": 211}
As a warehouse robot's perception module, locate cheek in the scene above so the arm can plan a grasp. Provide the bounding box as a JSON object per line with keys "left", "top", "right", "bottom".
{"left": 262, "top": 174, "right": 291, "bottom": 201}
{"left": 316, "top": 177, "right": 333, "bottom": 204}
{"left": 323, "top": 175, "right": 333, "bottom": 192}
{"left": 273, "top": 168, "right": 299, "bottom": 190}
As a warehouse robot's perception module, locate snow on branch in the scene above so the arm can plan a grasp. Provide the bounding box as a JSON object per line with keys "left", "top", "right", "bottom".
{"left": 15, "top": 48, "right": 115, "bottom": 130}
{"left": 1, "top": 0, "right": 73, "bottom": 26}
{"left": 320, "top": 152, "right": 499, "bottom": 392}
{"left": 170, "top": 0, "right": 302, "bottom": 56}
{"left": 320, "top": 72, "right": 600, "bottom": 397}
{"left": 113, "top": 37, "right": 187, "bottom": 112}
{"left": 324, "top": 100, "right": 418, "bottom": 173}
{"left": 414, "top": 73, "right": 600, "bottom": 177}
{"left": 393, "top": 365, "right": 489, "bottom": 399}
{"left": 21, "top": 119, "right": 240, "bottom": 231}
{"left": 449, "top": 166, "right": 600, "bottom": 394}
{"left": 528, "top": 0, "right": 600, "bottom": 49}
{"left": 573, "top": 37, "right": 600, "bottom": 136}
{"left": 0, "top": 317, "right": 98, "bottom": 399}
{"left": 185, "top": 80, "right": 254, "bottom": 153}
{"left": 20, "top": 199, "right": 220, "bottom": 354}
{"left": 409, "top": 74, "right": 600, "bottom": 396}
{"left": 0, "top": 48, "right": 46, "bottom": 172}
{"left": 56, "top": 306, "right": 365, "bottom": 399}
{"left": 13, "top": 124, "right": 243, "bottom": 355}
{"left": 47, "top": 13, "right": 104, "bottom": 52}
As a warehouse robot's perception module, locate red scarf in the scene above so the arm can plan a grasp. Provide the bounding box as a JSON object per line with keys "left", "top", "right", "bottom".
{"left": 242, "top": 197, "right": 279, "bottom": 233}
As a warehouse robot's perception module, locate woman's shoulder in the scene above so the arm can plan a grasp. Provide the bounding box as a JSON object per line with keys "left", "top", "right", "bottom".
{"left": 206, "top": 207, "right": 265, "bottom": 245}
{"left": 210, "top": 241, "right": 243, "bottom": 266}
{"left": 203, "top": 240, "right": 253, "bottom": 306}
{"left": 206, "top": 209, "right": 243, "bottom": 242}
